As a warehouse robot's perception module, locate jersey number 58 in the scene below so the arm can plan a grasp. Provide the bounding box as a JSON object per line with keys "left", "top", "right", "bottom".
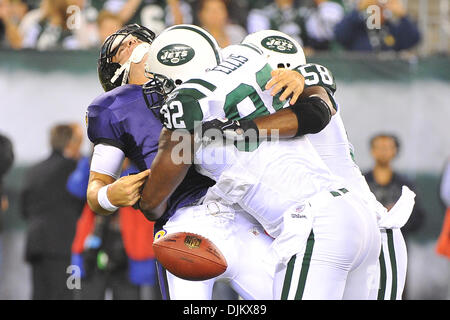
{"left": 297, "top": 64, "right": 334, "bottom": 87}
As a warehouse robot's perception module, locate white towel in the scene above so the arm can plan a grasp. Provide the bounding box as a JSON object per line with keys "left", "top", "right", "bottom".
{"left": 378, "top": 185, "right": 416, "bottom": 229}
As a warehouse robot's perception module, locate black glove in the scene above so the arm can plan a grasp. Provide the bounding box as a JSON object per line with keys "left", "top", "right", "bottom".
{"left": 201, "top": 118, "right": 259, "bottom": 142}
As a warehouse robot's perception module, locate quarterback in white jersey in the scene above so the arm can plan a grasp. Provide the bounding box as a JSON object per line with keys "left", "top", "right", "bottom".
{"left": 139, "top": 25, "right": 381, "bottom": 299}
{"left": 232, "top": 30, "right": 416, "bottom": 300}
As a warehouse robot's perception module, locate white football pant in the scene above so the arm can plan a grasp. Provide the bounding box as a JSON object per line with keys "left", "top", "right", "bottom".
{"left": 271, "top": 190, "right": 381, "bottom": 300}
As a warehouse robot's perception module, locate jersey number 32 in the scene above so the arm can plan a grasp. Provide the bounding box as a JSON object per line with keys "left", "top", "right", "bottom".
{"left": 161, "top": 101, "right": 186, "bottom": 129}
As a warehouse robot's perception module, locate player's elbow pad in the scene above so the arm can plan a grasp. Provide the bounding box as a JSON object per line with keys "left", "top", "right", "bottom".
{"left": 289, "top": 96, "right": 332, "bottom": 136}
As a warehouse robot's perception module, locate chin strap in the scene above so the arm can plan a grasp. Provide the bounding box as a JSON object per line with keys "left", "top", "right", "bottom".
{"left": 111, "top": 42, "right": 151, "bottom": 85}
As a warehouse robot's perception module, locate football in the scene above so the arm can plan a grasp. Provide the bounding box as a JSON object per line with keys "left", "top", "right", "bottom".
{"left": 153, "top": 232, "right": 227, "bottom": 281}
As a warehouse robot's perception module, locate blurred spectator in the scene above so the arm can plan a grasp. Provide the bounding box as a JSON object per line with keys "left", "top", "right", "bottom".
{"left": 436, "top": 158, "right": 450, "bottom": 261}
{"left": 0, "top": 133, "right": 14, "bottom": 215}
{"left": 20, "top": 123, "right": 85, "bottom": 300}
{"left": 68, "top": 157, "right": 161, "bottom": 300}
{"left": 103, "top": 0, "right": 147, "bottom": 26}
{"left": 440, "top": 158, "right": 450, "bottom": 209}
{"left": 247, "top": 0, "right": 310, "bottom": 48}
{"left": 363, "top": 134, "right": 426, "bottom": 238}
{"left": 0, "top": 133, "right": 14, "bottom": 279}
{"left": 363, "top": 133, "right": 426, "bottom": 300}
{"left": 18, "top": 0, "right": 85, "bottom": 50}
{"left": 165, "top": 0, "right": 191, "bottom": 26}
{"left": 101, "top": 0, "right": 192, "bottom": 36}
{"left": 24, "top": 0, "right": 40, "bottom": 10}
{"left": 304, "top": 0, "right": 345, "bottom": 50}
{"left": 0, "top": 0, "right": 28, "bottom": 49}
{"left": 334, "top": 0, "right": 421, "bottom": 51}
{"left": 221, "top": 0, "right": 250, "bottom": 29}
{"left": 97, "top": 10, "right": 123, "bottom": 44}
{"left": 66, "top": 0, "right": 104, "bottom": 49}
{"left": 197, "top": 0, "right": 246, "bottom": 48}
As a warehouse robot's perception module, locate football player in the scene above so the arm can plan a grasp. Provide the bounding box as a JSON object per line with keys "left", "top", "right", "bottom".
{"left": 85, "top": 23, "right": 304, "bottom": 300}
{"left": 139, "top": 26, "right": 381, "bottom": 299}
{"left": 204, "top": 29, "right": 416, "bottom": 300}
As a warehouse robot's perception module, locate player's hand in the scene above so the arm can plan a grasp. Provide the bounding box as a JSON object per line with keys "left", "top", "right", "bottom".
{"left": 201, "top": 118, "right": 245, "bottom": 142}
{"left": 107, "top": 169, "right": 150, "bottom": 207}
{"left": 265, "top": 69, "right": 305, "bottom": 105}
{"left": 201, "top": 118, "right": 258, "bottom": 142}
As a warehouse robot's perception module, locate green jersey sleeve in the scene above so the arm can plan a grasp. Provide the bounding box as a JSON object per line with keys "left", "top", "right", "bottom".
{"left": 160, "top": 91, "right": 204, "bottom": 132}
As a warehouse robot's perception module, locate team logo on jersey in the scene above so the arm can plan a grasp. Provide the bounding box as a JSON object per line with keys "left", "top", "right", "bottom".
{"left": 261, "top": 36, "right": 298, "bottom": 54}
{"left": 157, "top": 44, "right": 195, "bottom": 66}
{"left": 184, "top": 235, "right": 202, "bottom": 249}
{"left": 154, "top": 229, "right": 167, "bottom": 241}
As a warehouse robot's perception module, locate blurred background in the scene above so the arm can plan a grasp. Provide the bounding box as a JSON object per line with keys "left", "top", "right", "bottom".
{"left": 0, "top": 0, "right": 449, "bottom": 300}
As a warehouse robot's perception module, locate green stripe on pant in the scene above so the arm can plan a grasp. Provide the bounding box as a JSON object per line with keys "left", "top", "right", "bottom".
{"left": 377, "top": 246, "right": 387, "bottom": 300}
{"left": 281, "top": 231, "right": 315, "bottom": 300}
{"left": 377, "top": 229, "right": 398, "bottom": 300}
{"left": 281, "top": 255, "right": 296, "bottom": 299}
{"left": 386, "top": 229, "right": 398, "bottom": 300}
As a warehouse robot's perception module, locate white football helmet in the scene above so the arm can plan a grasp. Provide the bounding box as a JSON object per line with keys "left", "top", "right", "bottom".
{"left": 145, "top": 24, "right": 222, "bottom": 85}
{"left": 242, "top": 30, "right": 306, "bottom": 69}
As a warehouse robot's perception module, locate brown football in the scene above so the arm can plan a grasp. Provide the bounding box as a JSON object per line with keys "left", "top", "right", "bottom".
{"left": 153, "top": 232, "right": 227, "bottom": 281}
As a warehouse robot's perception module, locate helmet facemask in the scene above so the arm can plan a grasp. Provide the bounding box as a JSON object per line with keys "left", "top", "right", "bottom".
{"left": 142, "top": 72, "right": 176, "bottom": 117}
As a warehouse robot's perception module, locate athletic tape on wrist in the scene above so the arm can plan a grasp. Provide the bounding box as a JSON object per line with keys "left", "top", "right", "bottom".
{"left": 98, "top": 185, "right": 119, "bottom": 212}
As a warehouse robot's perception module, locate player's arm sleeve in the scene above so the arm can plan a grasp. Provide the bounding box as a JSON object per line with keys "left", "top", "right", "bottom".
{"left": 90, "top": 144, "right": 125, "bottom": 180}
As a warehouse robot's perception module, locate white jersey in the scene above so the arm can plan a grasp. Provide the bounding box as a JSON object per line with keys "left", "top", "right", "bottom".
{"left": 161, "top": 44, "right": 344, "bottom": 236}
{"left": 307, "top": 107, "right": 385, "bottom": 215}
{"left": 289, "top": 63, "right": 382, "bottom": 216}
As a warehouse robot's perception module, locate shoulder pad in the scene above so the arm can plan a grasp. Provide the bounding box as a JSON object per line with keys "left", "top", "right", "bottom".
{"left": 86, "top": 99, "right": 125, "bottom": 151}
